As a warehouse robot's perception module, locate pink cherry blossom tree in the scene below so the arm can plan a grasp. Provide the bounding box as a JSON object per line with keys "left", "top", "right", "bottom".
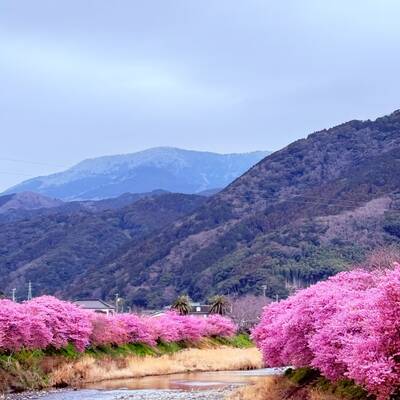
{"left": 252, "top": 262, "right": 400, "bottom": 400}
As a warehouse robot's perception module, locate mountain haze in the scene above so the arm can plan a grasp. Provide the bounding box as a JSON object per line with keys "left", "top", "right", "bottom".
{"left": 5, "top": 148, "right": 269, "bottom": 201}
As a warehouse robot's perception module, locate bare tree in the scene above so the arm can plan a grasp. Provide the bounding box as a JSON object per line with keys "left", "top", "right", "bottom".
{"left": 229, "top": 295, "right": 271, "bottom": 332}
{"left": 359, "top": 245, "right": 400, "bottom": 271}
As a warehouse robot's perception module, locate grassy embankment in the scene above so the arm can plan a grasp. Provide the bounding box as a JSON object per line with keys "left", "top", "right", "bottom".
{"left": 229, "top": 367, "right": 372, "bottom": 400}
{"left": 0, "top": 334, "right": 261, "bottom": 394}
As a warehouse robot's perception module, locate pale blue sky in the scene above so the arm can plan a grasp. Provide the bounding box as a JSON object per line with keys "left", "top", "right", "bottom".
{"left": 1, "top": 0, "right": 400, "bottom": 191}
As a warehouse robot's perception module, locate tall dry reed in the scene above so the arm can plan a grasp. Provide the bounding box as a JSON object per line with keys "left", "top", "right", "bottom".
{"left": 50, "top": 347, "right": 262, "bottom": 386}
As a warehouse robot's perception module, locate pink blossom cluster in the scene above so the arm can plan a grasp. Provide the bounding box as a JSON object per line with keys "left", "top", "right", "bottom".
{"left": 0, "top": 296, "right": 237, "bottom": 354}
{"left": 90, "top": 312, "right": 236, "bottom": 346}
{"left": 252, "top": 263, "right": 400, "bottom": 399}
{"left": 204, "top": 314, "right": 238, "bottom": 337}
{"left": 0, "top": 296, "right": 92, "bottom": 352}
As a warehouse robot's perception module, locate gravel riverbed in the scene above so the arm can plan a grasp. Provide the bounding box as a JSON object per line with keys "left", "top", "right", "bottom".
{"left": 1, "top": 389, "right": 71, "bottom": 400}
{"left": 2, "top": 388, "right": 235, "bottom": 400}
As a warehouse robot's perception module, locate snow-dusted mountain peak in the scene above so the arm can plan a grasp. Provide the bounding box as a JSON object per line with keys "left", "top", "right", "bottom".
{"left": 4, "top": 147, "right": 270, "bottom": 201}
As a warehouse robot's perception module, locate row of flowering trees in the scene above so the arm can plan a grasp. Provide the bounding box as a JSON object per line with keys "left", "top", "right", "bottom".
{"left": 0, "top": 296, "right": 237, "bottom": 354}
{"left": 252, "top": 262, "right": 400, "bottom": 400}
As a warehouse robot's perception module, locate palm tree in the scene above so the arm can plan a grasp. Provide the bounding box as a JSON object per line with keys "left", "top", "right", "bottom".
{"left": 209, "top": 295, "right": 230, "bottom": 315}
{"left": 171, "top": 295, "right": 192, "bottom": 315}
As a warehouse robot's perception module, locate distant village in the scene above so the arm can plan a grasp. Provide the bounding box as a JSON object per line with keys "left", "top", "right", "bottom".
{"left": 1, "top": 283, "right": 270, "bottom": 332}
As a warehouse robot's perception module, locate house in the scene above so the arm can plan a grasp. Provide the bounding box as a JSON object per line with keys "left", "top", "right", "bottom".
{"left": 74, "top": 299, "right": 115, "bottom": 315}
{"left": 148, "top": 302, "right": 212, "bottom": 318}
{"left": 188, "top": 302, "right": 211, "bottom": 317}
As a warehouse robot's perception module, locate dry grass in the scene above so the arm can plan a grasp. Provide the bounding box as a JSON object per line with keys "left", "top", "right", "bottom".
{"left": 228, "top": 377, "right": 293, "bottom": 400}
{"left": 50, "top": 347, "right": 262, "bottom": 387}
{"left": 227, "top": 376, "right": 342, "bottom": 400}
{"left": 309, "top": 389, "right": 343, "bottom": 400}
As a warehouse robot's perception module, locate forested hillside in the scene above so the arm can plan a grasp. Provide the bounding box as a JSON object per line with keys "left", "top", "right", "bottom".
{"left": 63, "top": 110, "right": 400, "bottom": 306}
{"left": 0, "top": 193, "right": 206, "bottom": 300}
{"left": 2, "top": 111, "right": 400, "bottom": 306}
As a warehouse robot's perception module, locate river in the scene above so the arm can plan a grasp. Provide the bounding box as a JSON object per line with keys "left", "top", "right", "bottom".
{"left": 28, "top": 368, "right": 284, "bottom": 400}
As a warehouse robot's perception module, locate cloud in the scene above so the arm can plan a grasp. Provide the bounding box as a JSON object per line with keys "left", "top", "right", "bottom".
{"left": 0, "top": 32, "right": 239, "bottom": 112}
{"left": 1, "top": 0, "right": 400, "bottom": 191}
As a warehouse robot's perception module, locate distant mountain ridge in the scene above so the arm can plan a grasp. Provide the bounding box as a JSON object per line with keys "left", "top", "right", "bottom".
{"left": 4, "top": 147, "right": 269, "bottom": 201}
{"left": 0, "top": 188, "right": 218, "bottom": 224}
{"left": 0, "top": 190, "right": 173, "bottom": 223}
{"left": 0, "top": 192, "right": 63, "bottom": 214}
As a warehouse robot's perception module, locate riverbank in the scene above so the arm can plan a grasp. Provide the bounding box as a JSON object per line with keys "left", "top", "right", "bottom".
{"left": 228, "top": 368, "right": 370, "bottom": 400}
{"left": 3, "top": 368, "right": 285, "bottom": 400}
{"left": 0, "top": 336, "right": 260, "bottom": 395}
{"left": 51, "top": 347, "right": 262, "bottom": 387}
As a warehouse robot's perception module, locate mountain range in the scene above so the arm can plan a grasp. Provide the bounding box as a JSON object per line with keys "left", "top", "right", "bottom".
{"left": 1, "top": 110, "right": 400, "bottom": 306}
{"left": 0, "top": 190, "right": 174, "bottom": 223}
{"left": 4, "top": 148, "right": 269, "bottom": 201}
{"left": 0, "top": 192, "right": 63, "bottom": 214}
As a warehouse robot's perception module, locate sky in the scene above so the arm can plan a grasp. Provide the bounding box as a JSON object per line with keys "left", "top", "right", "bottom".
{"left": 1, "top": 0, "right": 400, "bottom": 191}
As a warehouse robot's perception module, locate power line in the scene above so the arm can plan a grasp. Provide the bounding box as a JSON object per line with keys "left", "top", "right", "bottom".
{"left": 228, "top": 193, "right": 384, "bottom": 210}
{"left": 273, "top": 198, "right": 369, "bottom": 210}
{"left": 0, "top": 171, "right": 34, "bottom": 177}
{"left": 0, "top": 158, "right": 68, "bottom": 168}
{"left": 0, "top": 158, "right": 69, "bottom": 179}
{"left": 231, "top": 189, "right": 373, "bottom": 207}
{"left": 293, "top": 195, "right": 367, "bottom": 206}
{"left": 233, "top": 190, "right": 388, "bottom": 209}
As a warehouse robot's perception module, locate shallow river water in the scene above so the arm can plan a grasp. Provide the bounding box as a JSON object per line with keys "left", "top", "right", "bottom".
{"left": 31, "top": 368, "right": 284, "bottom": 400}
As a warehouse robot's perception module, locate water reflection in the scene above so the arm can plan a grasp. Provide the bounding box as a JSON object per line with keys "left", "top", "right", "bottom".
{"left": 83, "top": 368, "right": 284, "bottom": 391}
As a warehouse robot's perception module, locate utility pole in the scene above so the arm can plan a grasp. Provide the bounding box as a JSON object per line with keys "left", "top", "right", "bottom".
{"left": 11, "top": 288, "right": 16, "bottom": 302}
{"left": 261, "top": 284, "right": 267, "bottom": 298}
{"left": 115, "top": 293, "right": 119, "bottom": 313}
{"left": 27, "top": 281, "right": 32, "bottom": 301}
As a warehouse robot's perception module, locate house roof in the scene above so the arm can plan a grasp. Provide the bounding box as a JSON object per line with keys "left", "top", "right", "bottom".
{"left": 74, "top": 299, "right": 115, "bottom": 310}
{"left": 162, "top": 303, "right": 212, "bottom": 314}
{"left": 191, "top": 304, "right": 211, "bottom": 313}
